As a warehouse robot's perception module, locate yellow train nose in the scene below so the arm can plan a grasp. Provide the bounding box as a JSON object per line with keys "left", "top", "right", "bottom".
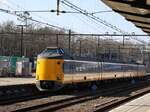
{"left": 36, "top": 58, "right": 64, "bottom": 81}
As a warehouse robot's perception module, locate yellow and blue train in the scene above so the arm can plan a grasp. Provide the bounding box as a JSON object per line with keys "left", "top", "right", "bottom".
{"left": 36, "top": 47, "right": 145, "bottom": 91}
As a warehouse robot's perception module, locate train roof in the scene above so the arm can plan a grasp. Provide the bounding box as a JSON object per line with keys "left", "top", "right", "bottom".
{"left": 64, "top": 59, "right": 145, "bottom": 66}
{"left": 46, "top": 47, "right": 59, "bottom": 49}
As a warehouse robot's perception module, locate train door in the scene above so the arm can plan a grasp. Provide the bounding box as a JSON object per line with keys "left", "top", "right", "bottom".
{"left": 99, "top": 62, "right": 103, "bottom": 81}
{"left": 55, "top": 59, "right": 64, "bottom": 82}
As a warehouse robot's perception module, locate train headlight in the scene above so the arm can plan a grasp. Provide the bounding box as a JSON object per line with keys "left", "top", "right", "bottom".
{"left": 56, "top": 74, "right": 61, "bottom": 80}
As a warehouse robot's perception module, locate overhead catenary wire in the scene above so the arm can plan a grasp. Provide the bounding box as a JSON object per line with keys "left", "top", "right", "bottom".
{"left": 3, "top": 0, "right": 66, "bottom": 31}
{"left": 5, "top": 0, "right": 114, "bottom": 33}
{"left": 0, "top": 0, "right": 114, "bottom": 34}
{"left": 8, "top": 0, "right": 114, "bottom": 33}
{"left": 61, "top": 0, "right": 148, "bottom": 44}
{"left": 0, "top": 8, "right": 67, "bottom": 31}
{"left": 14, "top": 9, "right": 113, "bottom": 14}
{"left": 61, "top": 4, "right": 112, "bottom": 34}
{"left": 61, "top": 0, "right": 124, "bottom": 33}
{"left": 12, "top": 1, "right": 119, "bottom": 39}
{"left": 0, "top": 0, "right": 148, "bottom": 44}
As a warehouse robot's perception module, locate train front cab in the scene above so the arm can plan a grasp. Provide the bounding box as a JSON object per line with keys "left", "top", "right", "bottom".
{"left": 36, "top": 47, "right": 64, "bottom": 91}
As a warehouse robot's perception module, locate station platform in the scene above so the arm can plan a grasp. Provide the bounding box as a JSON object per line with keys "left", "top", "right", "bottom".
{"left": 109, "top": 93, "right": 150, "bottom": 112}
{"left": 0, "top": 77, "right": 35, "bottom": 86}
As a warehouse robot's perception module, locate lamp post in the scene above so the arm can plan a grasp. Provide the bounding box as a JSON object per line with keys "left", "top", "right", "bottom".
{"left": 57, "top": 0, "right": 60, "bottom": 15}
{"left": 68, "top": 30, "right": 71, "bottom": 55}
{"left": 96, "top": 36, "right": 100, "bottom": 59}
{"left": 79, "top": 40, "right": 81, "bottom": 57}
{"left": 123, "top": 35, "right": 125, "bottom": 47}
{"left": 77, "top": 39, "right": 82, "bottom": 57}
{"left": 56, "top": 34, "right": 59, "bottom": 47}
{"left": 17, "top": 25, "right": 26, "bottom": 56}
{"left": 0, "top": 30, "right": 3, "bottom": 55}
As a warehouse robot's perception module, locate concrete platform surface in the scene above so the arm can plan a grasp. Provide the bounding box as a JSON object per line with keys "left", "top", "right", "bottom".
{"left": 109, "top": 93, "right": 150, "bottom": 112}
{"left": 0, "top": 77, "right": 35, "bottom": 86}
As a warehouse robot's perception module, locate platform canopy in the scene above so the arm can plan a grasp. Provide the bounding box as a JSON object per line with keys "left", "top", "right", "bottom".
{"left": 102, "top": 0, "right": 150, "bottom": 34}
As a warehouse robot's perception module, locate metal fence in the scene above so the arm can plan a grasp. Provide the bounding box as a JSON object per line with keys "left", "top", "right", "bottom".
{"left": 0, "top": 32, "right": 148, "bottom": 64}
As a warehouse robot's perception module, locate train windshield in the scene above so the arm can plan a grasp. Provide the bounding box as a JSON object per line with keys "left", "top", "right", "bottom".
{"left": 39, "top": 48, "right": 64, "bottom": 57}
{"left": 43, "top": 49, "right": 58, "bottom": 54}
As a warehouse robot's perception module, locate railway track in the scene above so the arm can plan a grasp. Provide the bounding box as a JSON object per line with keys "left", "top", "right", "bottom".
{"left": 13, "top": 79, "right": 150, "bottom": 112}
{"left": 0, "top": 84, "right": 50, "bottom": 105}
{"left": 0, "top": 84, "right": 77, "bottom": 105}
{"left": 94, "top": 82, "right": 150, "bottom": 112}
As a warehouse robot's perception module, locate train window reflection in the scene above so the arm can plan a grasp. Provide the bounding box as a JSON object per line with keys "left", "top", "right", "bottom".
{"left": 42, "top": 49, "right": 58, "bottom": 55}
{"left": 40, "top": 48, "right": 64, "bottom": 57}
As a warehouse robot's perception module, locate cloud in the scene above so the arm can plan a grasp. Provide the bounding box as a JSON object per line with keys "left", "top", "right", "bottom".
{"left": 0, "top": 0, "right": 8, "bottom": 4}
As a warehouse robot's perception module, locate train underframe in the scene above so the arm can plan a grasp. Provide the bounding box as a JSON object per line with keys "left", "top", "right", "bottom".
{"left": 36, "top": 76, "right": 144, "bottom": 91}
